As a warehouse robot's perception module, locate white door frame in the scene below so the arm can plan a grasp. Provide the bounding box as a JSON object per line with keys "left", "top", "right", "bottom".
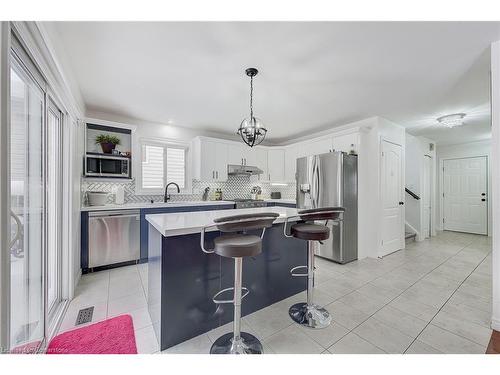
{"left": 379, "top": 138, "right": 405, "bottom": 257}
{"left": 0, "top": 21, "right": 12, "bottom": 353}
{"left": 421, "top": 155, "right": 432, "bottom": 239}
{"left": 439, "top": 155, "right": 489, "bottom": 235}
{"left": 0, "top": 22, "right": 77, "bottom": 352}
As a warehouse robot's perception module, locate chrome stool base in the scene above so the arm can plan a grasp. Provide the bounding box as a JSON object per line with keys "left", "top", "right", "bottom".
{"left": 289, "top": 302, "right": 332, "bottom": 329}
{"left": 210, "top": 332, "right": 264, "bottom": 354}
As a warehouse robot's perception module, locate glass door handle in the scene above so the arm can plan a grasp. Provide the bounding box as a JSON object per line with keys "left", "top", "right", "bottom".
{"left": 10, "top": 210, "right": 23, "bottom": 249}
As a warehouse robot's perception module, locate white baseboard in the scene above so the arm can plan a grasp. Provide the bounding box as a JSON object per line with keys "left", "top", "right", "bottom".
{"left": 405, "top": 222, "right": 420, "bottom": 241}
{"left": 73, "top": 269, "right": 82, "bottom": 296}
{"left": 491, "top": 317, "right": 500, "bottom": 331}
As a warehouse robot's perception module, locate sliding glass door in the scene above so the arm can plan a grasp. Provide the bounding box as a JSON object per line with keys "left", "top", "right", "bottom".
{"left": 46, "top": 100, "right": 63, "bottom": 319}
{"left": 9, "top": 56, "right": 45, "bottom": 352}
{"left": 8, "top": 35, "right": 65, "bottom": 353}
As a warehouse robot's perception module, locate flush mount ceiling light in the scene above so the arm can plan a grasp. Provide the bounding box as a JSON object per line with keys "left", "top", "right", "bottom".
{"left": 436, "top": 113, "right": 466, "bottom": 128}
{"left": 237, "top": 68, "right": 267, "bottom": 147}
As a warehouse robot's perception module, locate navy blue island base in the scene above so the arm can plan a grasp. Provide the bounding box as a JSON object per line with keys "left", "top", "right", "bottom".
{"left": 147, "top": 222, "right": 307, "bottom": 351}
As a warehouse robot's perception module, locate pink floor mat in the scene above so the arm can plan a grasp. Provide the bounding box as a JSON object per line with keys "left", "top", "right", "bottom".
{"left": 47, "top": 314, "right": 137, "bottom": 354}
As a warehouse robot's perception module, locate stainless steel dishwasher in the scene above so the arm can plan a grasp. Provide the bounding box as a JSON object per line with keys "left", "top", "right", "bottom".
{"left": 88, "top": 210, "right": 141, "bottom": 268}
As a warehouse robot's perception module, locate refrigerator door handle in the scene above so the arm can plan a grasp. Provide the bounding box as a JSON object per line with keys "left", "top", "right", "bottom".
{"left": 312, "top": 155, "right": 321, "bottom": 208}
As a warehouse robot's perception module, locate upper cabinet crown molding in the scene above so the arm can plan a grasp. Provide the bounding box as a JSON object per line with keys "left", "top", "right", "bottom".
{"left": 85, "top": 117, "right": 138, "bottom": 133}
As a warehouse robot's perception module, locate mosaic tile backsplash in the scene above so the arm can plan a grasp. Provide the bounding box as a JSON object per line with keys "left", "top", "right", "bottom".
{"left": 81, "top": 175, "right": 296, "bottom": 206}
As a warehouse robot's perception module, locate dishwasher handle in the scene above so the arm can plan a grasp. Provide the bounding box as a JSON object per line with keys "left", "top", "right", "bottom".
{"left": 88, "top": 210, "right": 140, "bottom": 218}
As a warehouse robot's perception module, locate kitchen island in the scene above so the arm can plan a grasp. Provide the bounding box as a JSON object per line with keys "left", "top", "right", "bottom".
{"left": 146, "top": 206, "right": 307, "bottom": 350}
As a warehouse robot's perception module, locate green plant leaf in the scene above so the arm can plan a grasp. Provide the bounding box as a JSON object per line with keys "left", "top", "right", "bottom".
{"left": 95, "top": 134, "right": 121, "bottom": 145}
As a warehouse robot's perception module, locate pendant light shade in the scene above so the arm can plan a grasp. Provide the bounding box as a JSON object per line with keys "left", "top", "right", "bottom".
{"left": 237, "top": 68, "right": 267, "bottom": 147}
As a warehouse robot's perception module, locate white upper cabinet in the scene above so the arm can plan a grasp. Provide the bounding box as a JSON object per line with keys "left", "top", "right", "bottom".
{"left": 297, "top": 137, "right": 333, "bottom": 158}
{"left": 332, "top": 133, "right": 359, "bottom": 154}
{"left": 268, "top": 149, "right": 285, "bottom": 182}
{"left": 227, "top": 143, "right": 244, "bottom": 166}
{"left": 192, "top": 137, "right": 227, "bottom": 181}
{"left": 244, "top": 147, "right": 258, "bottom": 166}
{"left": 227, "top": 142, "right": 260, "bottom": 166}
{"left": 284, "top": 145, "right": 298, "bottom": 182}
{"left": 255, "top": 148, "right": 269, "bottom": 181}
{"left": 193, "top": 132, "right": 359, "bottom": 184}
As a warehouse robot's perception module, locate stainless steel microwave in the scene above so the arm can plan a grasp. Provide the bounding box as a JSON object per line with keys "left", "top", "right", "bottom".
{"left": 84, "top": 154, "right": 130, "bottom": 178}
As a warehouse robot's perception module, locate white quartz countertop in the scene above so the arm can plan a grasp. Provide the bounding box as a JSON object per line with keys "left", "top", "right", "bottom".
{"left": 80, "top": 200, "right": 235, "bottom": 212}
{"left": 266, "top": 199, "right": 296, "bottom": 204}
{"left": 146, "top": 206, "right": 299, "bottom": 237}
{"left": 81, "top": 199, "right": 296, "bottom": 211}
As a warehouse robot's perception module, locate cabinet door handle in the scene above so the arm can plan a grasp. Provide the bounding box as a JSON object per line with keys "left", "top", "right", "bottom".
{"left": 245, "top": 158, "right": 247, "bottom": 165}
{"left": 212, "top": 171, "right": 215, "bottom": 179}
{"left": 216, "top": 171, "right": 219, "bottom": 179}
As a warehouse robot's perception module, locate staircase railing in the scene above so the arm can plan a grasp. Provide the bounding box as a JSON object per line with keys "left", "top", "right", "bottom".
{"left": 405, "top": 187, "right": 420, "bottom": 200}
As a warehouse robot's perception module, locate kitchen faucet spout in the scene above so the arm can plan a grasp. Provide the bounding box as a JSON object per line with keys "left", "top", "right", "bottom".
{"left": 164, "top": 182, "right": 180, "bottom": 202}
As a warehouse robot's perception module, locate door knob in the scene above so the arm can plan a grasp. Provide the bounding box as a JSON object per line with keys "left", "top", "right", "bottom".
{"left": 481, "top": 193, "right": 486, "bottom": 196}
{"left": 482, "top": 198, "right": 486, "bottom": 201}
{"left": 399, "top": 201, "right": 404, "bottom": 205}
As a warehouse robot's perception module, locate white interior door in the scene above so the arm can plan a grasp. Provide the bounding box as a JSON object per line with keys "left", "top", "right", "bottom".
{"left": 422, "top": 155, "right": 432, "bottom": 238}
{"left": 443, "top": 157, "right": 487, "bottom": 234}
{"left": 380, "top": 140, "right": 404, "bottom": 257}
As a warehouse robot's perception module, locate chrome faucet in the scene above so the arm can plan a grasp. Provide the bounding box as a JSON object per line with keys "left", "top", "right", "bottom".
{"left": 164, "top": 182, "right": 180, "bottom": 202}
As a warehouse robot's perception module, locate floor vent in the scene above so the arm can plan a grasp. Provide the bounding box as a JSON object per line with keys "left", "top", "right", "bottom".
{"left": 75, "top": 307, "right": 94, "bottom": 325}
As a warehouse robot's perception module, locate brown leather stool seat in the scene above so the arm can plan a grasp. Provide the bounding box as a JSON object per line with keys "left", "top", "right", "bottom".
{"left": 291, "top": 223, "right": 330, "bottom": 241}
{"left": 214, "top": 234, "right": 262, "bottom": 258}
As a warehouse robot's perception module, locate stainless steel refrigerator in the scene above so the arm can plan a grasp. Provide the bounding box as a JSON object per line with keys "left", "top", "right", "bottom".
{"left": 296, "top": 151, "right": 358, "bottom": 263}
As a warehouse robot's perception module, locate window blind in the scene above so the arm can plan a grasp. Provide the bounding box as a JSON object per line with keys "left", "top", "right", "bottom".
{"left": 166, "top": 147, "right": 185, "bottom": 189}
{"left": 141, "top": 143, "right": 186, "bottom": 190}
{"left": 142, "top": 144, "right": 164, "bottom": 189}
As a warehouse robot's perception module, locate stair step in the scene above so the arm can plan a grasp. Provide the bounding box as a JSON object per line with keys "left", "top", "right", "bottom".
{"left": 405, "top": 232, "right": 416, "bottom": 242}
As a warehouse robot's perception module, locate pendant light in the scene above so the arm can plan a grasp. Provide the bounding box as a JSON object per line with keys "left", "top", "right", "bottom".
{"left": 237, "top": 68, "right": 267, "bottom": 147}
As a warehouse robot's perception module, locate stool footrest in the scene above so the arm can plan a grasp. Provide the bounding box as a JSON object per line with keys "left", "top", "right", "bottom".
{"left": 213, "top": 286, "right": 249, "bottom": 304}
{"left": 290, "top": 265, "right": 309, "bottom": 277}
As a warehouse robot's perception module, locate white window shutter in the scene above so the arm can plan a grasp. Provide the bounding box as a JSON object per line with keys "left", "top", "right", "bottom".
{"left": 141, "top": 144, "right": 164, "bottom": 189}
{"left": 166, "top": 147, "right": 185, "bottom": 189}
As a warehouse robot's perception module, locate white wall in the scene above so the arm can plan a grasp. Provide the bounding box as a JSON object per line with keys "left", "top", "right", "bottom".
{"left": 490, "top": 40, "right": 499, "bottom": 331}
{"left": 358, "top": 117, "right": 406, "bottom": 259}
{"left": 405, "top": 134, "right": 437, "bottom": 240}
{"left": 436, "top": 140, "right": 492, "bottom": 235}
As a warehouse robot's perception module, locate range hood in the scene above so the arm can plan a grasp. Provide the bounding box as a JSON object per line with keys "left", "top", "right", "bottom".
{"left": 227, "top": 164, "right": 263, "bottom": 176}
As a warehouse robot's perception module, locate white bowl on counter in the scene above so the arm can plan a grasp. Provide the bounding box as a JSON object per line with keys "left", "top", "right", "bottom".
{"left": 87, "top": 191, "right": 109, "bottom": 206}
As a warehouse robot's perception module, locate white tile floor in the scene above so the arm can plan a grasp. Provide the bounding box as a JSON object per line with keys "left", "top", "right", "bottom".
{"left": 59, "top": 231, "right": 492, "bottom": 354}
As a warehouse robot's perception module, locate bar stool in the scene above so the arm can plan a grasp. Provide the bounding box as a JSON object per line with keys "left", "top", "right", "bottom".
{"left": 201, "top": 212, "right": 279, "bottom": 354}
{"left": 284, "top": 207, "right": 345, "bottom": 329}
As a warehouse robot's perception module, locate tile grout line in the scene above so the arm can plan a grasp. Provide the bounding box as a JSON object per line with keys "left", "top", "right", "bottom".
{"left": 262, "top": 238, "right": 463, "bottom": 353}
{"left": 402, "top": 249, "right": 492, "bottom": 353}
{"left": 324, "top": 239, "right": 474, "bottom": 353}
{"left": 262, "top": 239, "right": 457, "bottom": 353}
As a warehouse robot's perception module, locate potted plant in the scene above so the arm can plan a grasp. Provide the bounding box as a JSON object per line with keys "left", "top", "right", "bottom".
{"left": 95, "top": 134, "right": 121, "bottom": 154}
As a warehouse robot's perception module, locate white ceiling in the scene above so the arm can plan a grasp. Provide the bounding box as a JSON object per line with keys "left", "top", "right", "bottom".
{"left": 46, "top": 21, "right": 500, "bottom": 144}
